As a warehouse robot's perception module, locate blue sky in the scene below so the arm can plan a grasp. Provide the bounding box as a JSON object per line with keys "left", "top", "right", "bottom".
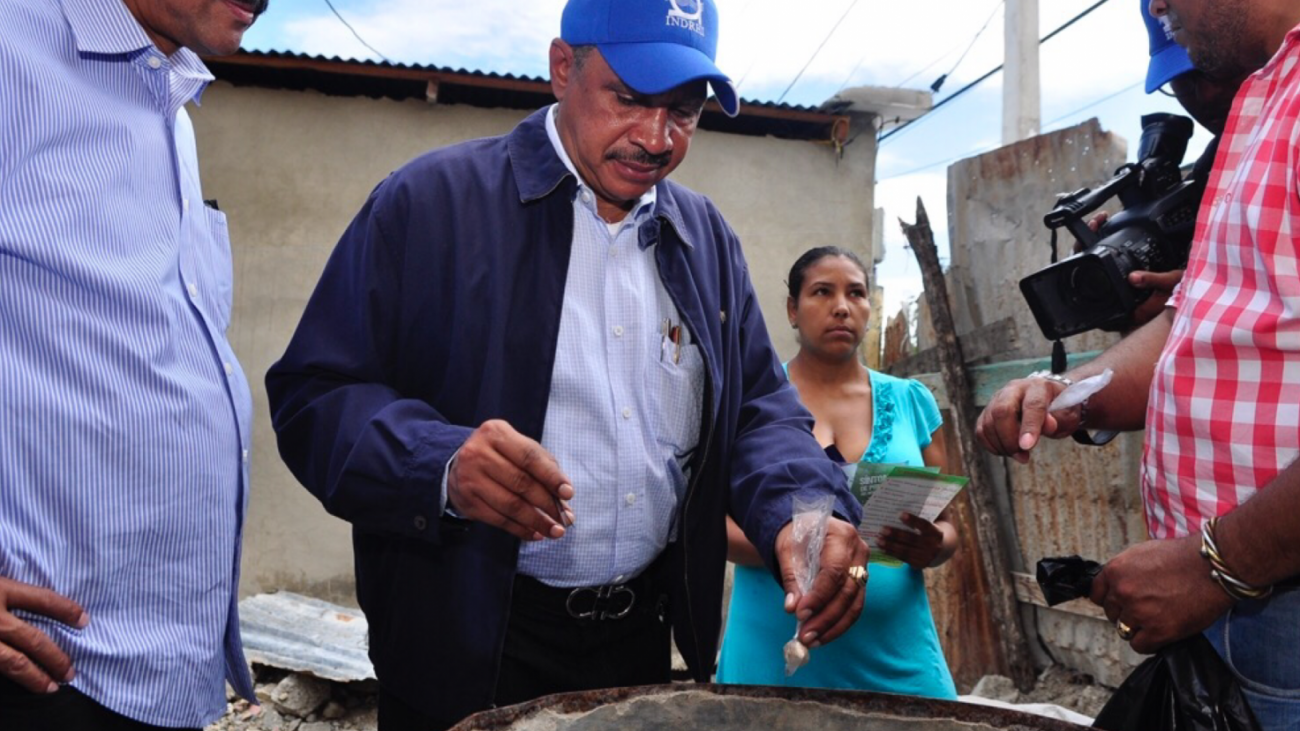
{"left": 240, "top": 0, "right": 1207, "bottom": 317}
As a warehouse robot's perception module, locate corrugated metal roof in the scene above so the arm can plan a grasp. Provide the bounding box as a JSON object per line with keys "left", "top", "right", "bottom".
{"left": 204, "top": 49, "right": 849, "bottom": 141}
{"left": 233, "top": 48, "right": 825, "bottom": 114}
{"left": 239, "top": 592, "right": 375, "bottom": 682}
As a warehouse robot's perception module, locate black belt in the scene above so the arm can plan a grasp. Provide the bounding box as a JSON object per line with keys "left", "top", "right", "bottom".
{"left": 512, "top": 572, "right": 664, "bottom": 622}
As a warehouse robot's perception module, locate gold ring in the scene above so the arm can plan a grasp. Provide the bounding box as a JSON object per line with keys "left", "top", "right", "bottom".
{"left": 1116, "top": 620, "right": 1136, "bottom": 641}
{"left": 847, "top": 565, "right": 867, "bottom": 587}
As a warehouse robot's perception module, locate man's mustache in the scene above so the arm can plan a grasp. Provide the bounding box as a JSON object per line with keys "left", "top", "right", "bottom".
{"left": 606, "top": 149, "right": 671, "bottom": 168}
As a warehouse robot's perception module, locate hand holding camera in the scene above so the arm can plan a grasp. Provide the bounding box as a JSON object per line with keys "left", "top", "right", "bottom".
{"left": 1021, "top": 113, "right": 1203, "bottom": 340}
{"left": 1076, "top": 212, "right": 1186, "bottom": 330}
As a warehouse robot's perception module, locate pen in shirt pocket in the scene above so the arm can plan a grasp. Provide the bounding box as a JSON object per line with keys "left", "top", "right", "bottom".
{"left": 660, "top": 319, "right": 687, "bottom": 364}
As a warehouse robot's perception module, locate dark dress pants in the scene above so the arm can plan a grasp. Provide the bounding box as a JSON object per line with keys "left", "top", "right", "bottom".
{"left": 379, "top": 573, "right": 671, "bottom": 731}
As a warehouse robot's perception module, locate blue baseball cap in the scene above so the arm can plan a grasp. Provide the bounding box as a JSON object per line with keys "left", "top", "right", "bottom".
{"left": 1141, "top": 0, "right": 1194, "bottom": 93}
{"left": 561, "top": 0, "right": 740, "bottom": 117}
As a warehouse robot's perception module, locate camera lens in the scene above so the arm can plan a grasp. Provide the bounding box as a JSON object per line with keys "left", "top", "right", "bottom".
{"left": 1068, "top": 260, "right": 1117, "bottom": 309}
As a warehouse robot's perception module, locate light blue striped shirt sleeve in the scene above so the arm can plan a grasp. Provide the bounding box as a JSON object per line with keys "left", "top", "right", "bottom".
{"left": 0, "top": 0, "right": 253, "bottom": 725}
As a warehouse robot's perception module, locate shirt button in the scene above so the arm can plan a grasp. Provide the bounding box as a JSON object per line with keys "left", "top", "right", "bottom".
{"left": 613, "top": 325, "right": 624, "bottom": 337}
{"left": 626, "top": 493, "right": 636, "bottom": 506}
{"left": 147, "top": 56, "right": 162, "bottom": 69}
{"left": 183, "top": 199, "right": 190, "bottom": 212}
{"left": 223, "top": 362, "right": 233, "bottom": 376}
{"left": 187, "top": 283, "right": 198, "bottom": 299}
{"left": 622, "top": 407, "right": 632, "bottom": 419}
{"left": 414, "top": 515, "right": 428, "bottom": 531}
{"left": 581, "top": 190, "right": 591, "bottom": 203}
{"left": 242, "top": 449, "right": 249, "bottom": 463}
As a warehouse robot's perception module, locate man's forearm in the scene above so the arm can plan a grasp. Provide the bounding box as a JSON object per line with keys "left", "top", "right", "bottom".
{"left": 1217, "top": 458, "right": 1300, "bottom": 588}
{"left": 1062, "top": 308, "right": 1173, "bottom": 431}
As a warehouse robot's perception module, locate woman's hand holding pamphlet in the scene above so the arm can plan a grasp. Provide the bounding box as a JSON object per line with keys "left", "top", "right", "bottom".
{"left": 843, "top": 463, "right": 967, "bottom": 568}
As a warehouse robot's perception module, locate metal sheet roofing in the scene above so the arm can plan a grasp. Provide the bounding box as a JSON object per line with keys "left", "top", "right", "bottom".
{"left": 239, "top": 592, "right": 375, "bottom": 683}
{"left": 204, "top": 49, "right": 849, "bottom": 141}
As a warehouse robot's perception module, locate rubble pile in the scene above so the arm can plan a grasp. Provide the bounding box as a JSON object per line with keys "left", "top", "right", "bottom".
{"left": 969, "top": 666, "right": 1112, "bottom": 719}
{"left": 206, "top": 667, "right": 378, "bottom": 731}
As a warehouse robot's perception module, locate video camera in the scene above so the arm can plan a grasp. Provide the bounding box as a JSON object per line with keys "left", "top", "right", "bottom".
{"left": 1020, "top": 113, "right": 1204, "bottom": 340}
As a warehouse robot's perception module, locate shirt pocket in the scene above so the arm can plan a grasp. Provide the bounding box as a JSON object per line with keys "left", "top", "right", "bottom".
{"left": 648, "top": 339, "right": 705, "bottom": 459}
{"left": 196, "top": 205, "right": 234, "bottom": 333}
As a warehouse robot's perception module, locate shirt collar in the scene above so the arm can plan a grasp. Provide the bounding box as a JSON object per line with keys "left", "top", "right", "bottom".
{"left": 1260, "top": 22, "right": 1300, "bottom": 78}
{"left": 544, "top": 104, "right": 657, "bottom": 223}
{"left": 62, "top": 0, "right": 214, "bottom": 98}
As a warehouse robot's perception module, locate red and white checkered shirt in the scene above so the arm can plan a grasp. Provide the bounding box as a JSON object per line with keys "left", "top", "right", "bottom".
{"left": 1142, "top": 26, "right": 1300, "bottom": 540}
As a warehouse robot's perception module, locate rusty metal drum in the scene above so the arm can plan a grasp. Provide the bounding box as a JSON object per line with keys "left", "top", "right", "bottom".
{"left": 449, "top": 684, "right": 1088, "bottom": 730}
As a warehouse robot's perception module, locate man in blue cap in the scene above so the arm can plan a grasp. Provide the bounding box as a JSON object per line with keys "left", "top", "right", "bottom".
{"left": 1110, "top": 0, "right": 1249, "bottom": 325}
{"left": 1123, "top": 0, "right": 1253, "bottom": 323}
{"left": 1144, "top": 0, "right": 1252, "bottom": 135}
{"left": 266, "top": 0, "right": 868, "bottom": 728}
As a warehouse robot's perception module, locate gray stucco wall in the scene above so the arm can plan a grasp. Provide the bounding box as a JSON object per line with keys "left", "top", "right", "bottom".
{"left": 188, "top": 83, "right": 877, "bottom": 601}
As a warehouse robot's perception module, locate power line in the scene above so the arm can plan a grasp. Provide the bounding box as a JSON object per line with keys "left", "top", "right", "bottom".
{"left": 323, "top": 0, "right": 391, "bottom": 63}
{"left": 731, "top": 0, "right": 769, "bottom": 92}
{"left": 877, "top": 62, "right": 1002, "bottom": 143}
{"left": 775, "top": 0, "right": 862, "bottom": 104}
{"left": 880, "top": 0, "right": 1114, "bottom": 145}
{"left": 891, "top": 47, "right": 960, "bottom": 90}
{"left": 878, "top": 77, "right": 1142, "bottom": 183}
{"left": 930, "top": 1, "right": 1003, "bottom": 94}
{"left": 833, "top": 47, "right": 875, "bottom": 95}
{"left": 836, "top": 0, "right": 1000, "bottom": 96}
{"left": 877, "top": 142, "right": 1002, "bottom": 182}
{"left": 1043, "top": 79, "right": 1143, "bottom": 129}
{"left": 879, "top": 2, "right": 1000, "bottom": 94}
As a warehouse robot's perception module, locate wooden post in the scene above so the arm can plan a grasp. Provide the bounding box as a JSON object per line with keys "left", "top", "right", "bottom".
{"left": 901, "top": 197, "right": 1037, "bottom": 690}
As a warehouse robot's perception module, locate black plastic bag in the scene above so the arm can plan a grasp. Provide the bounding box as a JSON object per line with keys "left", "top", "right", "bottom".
{"left": 1035, "top": 556, "right": 1261, "bottom": 731}
{"left": 1036, "top": 555, "right": 1102, "bottom": 606}
{"left": 1092, "top": 635, "right": 1261, "bottom": 731}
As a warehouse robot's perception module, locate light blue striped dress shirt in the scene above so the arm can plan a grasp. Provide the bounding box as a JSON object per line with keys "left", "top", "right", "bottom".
{"left": 515, "top": 106, "right": 705, "bottom": 587}
{"left": 0, "top": 0, "right": 253, "bottom": 726}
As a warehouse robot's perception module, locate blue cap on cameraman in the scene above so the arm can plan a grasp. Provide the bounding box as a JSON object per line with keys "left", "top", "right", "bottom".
{"left": 561, "top": 0, "right": 739, "bottom": 117}
{"left": 1142, "top": 0, "right": 1194, "bottom": 93}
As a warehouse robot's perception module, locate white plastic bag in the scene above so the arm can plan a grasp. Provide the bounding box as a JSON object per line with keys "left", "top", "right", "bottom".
{"left": 1049, "top": 368, "right": 1113, "bottom": 412}
{"left": 782, "top": 493, "right": 835, "bottom": 676}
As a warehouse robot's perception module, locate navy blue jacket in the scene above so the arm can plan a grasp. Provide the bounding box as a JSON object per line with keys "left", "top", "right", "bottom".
{"left": 266, "top": 108, "right": 860, "bottom": 727}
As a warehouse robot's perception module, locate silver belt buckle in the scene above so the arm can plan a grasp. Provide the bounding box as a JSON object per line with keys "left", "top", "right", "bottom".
{"left": 565, "top": 584, "right": 636, "bottom": 621}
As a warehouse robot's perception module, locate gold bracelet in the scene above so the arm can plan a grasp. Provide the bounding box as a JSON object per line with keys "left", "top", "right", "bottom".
{"left": 1200, "top": 517, "right": 1272, "bottom": 601}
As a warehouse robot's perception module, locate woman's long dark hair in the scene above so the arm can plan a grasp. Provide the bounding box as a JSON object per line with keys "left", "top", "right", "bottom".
{"left": 786, "top": 246, "right": 869, "bottom": 299}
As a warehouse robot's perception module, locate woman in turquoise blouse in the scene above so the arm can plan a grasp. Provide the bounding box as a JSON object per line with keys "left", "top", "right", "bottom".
{"left": 717, "top": 246, "right": 959, "bottom": 698}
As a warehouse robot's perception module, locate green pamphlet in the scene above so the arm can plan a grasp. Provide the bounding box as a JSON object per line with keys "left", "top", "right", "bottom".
{"left": 845, "top": 463, "right": 968, "bottom": 568}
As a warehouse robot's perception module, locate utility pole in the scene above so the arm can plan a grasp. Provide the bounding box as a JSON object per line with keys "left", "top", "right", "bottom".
{"left": 1003, "top": 0, "right": 1040, "bottom": 144}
